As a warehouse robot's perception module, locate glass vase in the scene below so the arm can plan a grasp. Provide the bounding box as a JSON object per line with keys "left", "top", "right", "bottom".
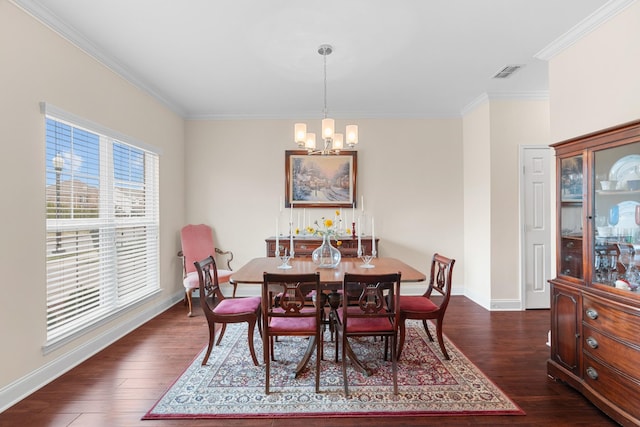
{"left": 312, "top": 234, "right": 341, "bottom": 268}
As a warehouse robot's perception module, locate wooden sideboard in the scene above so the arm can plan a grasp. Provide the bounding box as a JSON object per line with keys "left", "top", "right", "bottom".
{"left": 265, "top": 236, "right": 379, "bottom": 258}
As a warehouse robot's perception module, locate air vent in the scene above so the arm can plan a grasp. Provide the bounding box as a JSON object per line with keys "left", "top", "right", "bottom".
{"left": 493, "top": 65, "right": 523, "bottom": 79}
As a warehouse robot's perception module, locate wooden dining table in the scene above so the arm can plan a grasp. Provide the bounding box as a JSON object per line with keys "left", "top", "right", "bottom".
{"left": 229, "top": 257, "right": 426, "bottom": 288}
{"left": 229, "top": 257, "right": 426, "bottom": 376}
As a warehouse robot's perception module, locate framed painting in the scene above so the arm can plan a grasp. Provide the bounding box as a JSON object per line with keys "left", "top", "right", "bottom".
{"left": 285, "top": 150, "right": 357, "bottom": 208}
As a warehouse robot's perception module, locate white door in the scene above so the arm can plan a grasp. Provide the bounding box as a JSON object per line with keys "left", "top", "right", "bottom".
{"left": 522, "top": 146, "right": 552, "bottom": 309}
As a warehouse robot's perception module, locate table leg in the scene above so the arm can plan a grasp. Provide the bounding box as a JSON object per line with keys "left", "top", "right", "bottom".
{"left": 295, "top": 336, "right": 316, "bottom": 377}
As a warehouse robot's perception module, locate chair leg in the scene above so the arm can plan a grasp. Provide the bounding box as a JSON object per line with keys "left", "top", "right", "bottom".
{"left": 247, "top": 319, "right": 259, "bottom": 366}
{"left": 216, "top": 323, "right": 227, "bottom": 346}
{"left": 435, "top": 320, "right": 450, "bottom": 360}
{"left": 201, "top": 323, "right": 216, "bottom": 365}
{"left": 422, "top": 319, "right": 434, "bottom": 341}
{"left": 397, "top": 319, "right": 406, "bottom": 360}
{"left": 185, "top": 289, "right": 194, "bottom": 317}
{"left": 315, "top": 330, "right": 321, "bottom": 393}
{"left": 341, "top": 332, "right": 349, "bottom": 397}
{"left": 264, "top": 332, "right": 271, "bottom": 394}
{"left": 391, "top": 334, "right": 398, "bottom": 395}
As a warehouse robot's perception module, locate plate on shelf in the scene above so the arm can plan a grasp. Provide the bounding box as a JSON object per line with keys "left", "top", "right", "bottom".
{"left": 609, "top": 154, "right": 640, "bottom": 190}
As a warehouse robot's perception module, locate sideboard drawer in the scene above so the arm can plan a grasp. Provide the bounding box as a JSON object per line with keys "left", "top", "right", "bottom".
{"left": 582, "top": 325, "right": 640, "bottom": 377}
{"left": 583, "top": 353, "right": 640, "bottom": 419}
{"left": 582, "top": 295, "right": 640, "bottom": 345}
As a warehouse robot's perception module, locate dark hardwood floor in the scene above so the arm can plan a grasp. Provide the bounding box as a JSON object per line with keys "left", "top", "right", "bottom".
{"left": 0, "top": 296, "right": 617, "bottom": 427}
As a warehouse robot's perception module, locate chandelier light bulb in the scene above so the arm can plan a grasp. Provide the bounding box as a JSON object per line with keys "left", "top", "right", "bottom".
{"left": 346, "top": 125, "right": 358, "bottom": 146}
{"left": 305, "top": 133, "right": 316, "bottom": 150}
{"left": 294, "top": 123, "right": 307, "bottom": 146}
{"left": 322, "top": 118, "right": 335, "bottom": 139}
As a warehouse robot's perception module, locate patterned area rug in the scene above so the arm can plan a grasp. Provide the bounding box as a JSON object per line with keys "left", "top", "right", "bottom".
{"left": 143, "top": 320, "right": 523, "bottom": 419}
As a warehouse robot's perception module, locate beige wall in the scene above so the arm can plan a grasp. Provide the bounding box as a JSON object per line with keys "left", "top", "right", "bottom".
{"left": 0, "top": 0, "right": 185, "bottom": 400}
{"left": 489, "top": 99, "right": 551, "bottom": 303}
{"left": 462, "top": 102, "right": 492, "bottom": 306}
{"left": 185, "top": 118, "right": 465, "bottom": 286}
{"left": 550, "top": 1, "right": 640, "bottom": 141}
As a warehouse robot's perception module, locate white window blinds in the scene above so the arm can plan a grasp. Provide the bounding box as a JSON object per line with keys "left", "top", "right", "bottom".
{"left": 44, "top": 104, "right": 160, "bottom": 349}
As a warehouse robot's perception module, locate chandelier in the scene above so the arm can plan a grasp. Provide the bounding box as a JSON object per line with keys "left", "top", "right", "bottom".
{"left": 294, "top": 44, "right": 358, "bottom": 155}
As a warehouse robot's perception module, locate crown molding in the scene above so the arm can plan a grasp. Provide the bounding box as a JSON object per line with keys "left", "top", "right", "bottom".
{"left": 535, "top": 0, "right": 636, "bottom": 60}
{"left": 11, "top": 0, "right": 187, "bottom": 117}
{"left": 460, "top": 91, "right": 549, "bottom": 116}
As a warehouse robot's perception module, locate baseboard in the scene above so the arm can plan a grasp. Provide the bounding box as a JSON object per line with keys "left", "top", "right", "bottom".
{"left": 0, "top": 291, "right": 183, "bottom": 413}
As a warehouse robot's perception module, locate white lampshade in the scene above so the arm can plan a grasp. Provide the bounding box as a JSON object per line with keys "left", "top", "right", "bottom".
{"left": 321, "top": 118, "right": 335, "bottom": 139}
{"left": 294, "top": 123, "right": 307, "bottom": 145}
{"left": 346, "top": 125, "right": 358, "bottom": 146}
{"left": 332, "top": 133, "right": 344, "bottom": 151}
{"left": 305, "top": 133, "right": 316, "bottom": 150}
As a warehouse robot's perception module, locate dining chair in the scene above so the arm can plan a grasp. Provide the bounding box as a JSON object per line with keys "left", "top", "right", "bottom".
{"left": 194, "top": 256, "right": 261, "bottom": 366}
{"left": 334, "top": 272, "right": 401, "bottom": 396}
{"left": 397, "top": 253, "right": 455, "bottom": 360}
{"left": 179, "top": 224, "right": 235, "bottom": 316}
{"left": 262, "top": 272, "right": 322, "bottom": 394}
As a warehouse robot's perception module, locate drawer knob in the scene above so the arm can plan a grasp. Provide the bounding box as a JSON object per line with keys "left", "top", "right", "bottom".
{"left": 566, "top": 241, "right": 575, "bottom": 248}
{"left": 585, "top": 308, "right": 598, "bottom": 320}
{"left": 300, "top": 245, "right": 307, "bottom": 249}
{"left": 586, "top": 336, "right": 599, "bottom": 349}
{"left": 586, "top": 366, "right": 598, "bottom": 380}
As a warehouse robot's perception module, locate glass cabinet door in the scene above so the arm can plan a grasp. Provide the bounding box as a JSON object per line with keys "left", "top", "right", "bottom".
{"left": 593, "top": 142, "right": 640, "bottom": 291}
{"left": 559, "top": 155, "right": 584, "bottom": 279}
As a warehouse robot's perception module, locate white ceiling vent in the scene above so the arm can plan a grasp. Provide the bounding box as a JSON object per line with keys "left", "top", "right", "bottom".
{"left": 493, "top": 65, "right": 523, "bottom": 79}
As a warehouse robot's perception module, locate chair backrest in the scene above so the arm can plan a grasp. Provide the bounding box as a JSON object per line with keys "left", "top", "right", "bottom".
{"left": 262, "top": 272, "right": 321, "bottom": 322}
{"left": 181, "top": 224, "right": 215, "bottom": 275}
{"left": 194, "top": 256, "right": 225, "bottom": 317}
{"left": 342, "top": 272, "right": 401, "bottom": 326}
{"left": 424, "top": 253, "right": 455, "bottom": 308}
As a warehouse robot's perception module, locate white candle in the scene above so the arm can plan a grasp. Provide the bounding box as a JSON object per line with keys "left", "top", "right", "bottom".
{"left": 290, "top": 202, "right": 294, "bottom": 232}
{"left": 371, "top": 217, "right": 376, "bottom": 255}
{"left": 357, "top": 218, "right": 362, "bottom": 255}
{"left": 302, "top": 208, "right": 306, "bottom": 229}
{"left": 275, "top": 217, "right": 279, "bottom": 255}
{"left": 297, "top": 211, "right": 301, "bottom": 231}
{"left": 352, "top": 202, "right": 355, "bottom": 224}
{"left": 361, "top": 195, "right": 364, "bottom": 212}
{"left": 290, "top": 233, "right": 294, "bottom": 258}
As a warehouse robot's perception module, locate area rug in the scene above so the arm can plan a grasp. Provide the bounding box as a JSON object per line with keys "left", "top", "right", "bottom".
{"left": 143, "top": 320, "right": 523, "bottom": 419}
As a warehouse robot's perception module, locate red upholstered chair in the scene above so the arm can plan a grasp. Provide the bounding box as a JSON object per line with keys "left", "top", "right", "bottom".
{"left": 194, "top": 256, "right": 261, "bottom": 366}
{"left": 334, "top": 272, "right": 401, "bottom": 396}
{"left": 398, "top": 253, "right": 455, "bottom": 360}
{"left": 262, "top": 272, "right": 322, "bottom": 395}
{"left": 179, "top": 224, "right": 235, "bottom": 316}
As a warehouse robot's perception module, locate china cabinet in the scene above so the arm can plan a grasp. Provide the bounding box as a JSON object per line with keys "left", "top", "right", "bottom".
{"left": 548, "top": 119, "right": 640, "bottom": 426}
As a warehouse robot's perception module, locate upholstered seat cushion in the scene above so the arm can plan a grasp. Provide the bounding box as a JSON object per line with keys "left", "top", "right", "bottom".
{"left": 399, "top": 295, "right": 439, "bottom": 313}
{"left": 338, "top": 307, "right": 393, "bottom": 333}
{"left": 183, "top": 269, "right": 233, "bottom": 290}
{"left": 212, "top": 296, "right": 261, "bottom": 315}
{"left": 269, "top": 316, "right": 316, "bottom": 333}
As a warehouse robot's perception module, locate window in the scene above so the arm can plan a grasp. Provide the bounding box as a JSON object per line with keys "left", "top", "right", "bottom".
{"left": 44, "top": 104, "right": 160, "bottom": 351}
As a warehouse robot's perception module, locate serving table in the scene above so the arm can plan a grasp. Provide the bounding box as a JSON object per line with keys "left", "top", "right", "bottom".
{"left": 265, "top": 236, "right": 379, "bottom": 258}
{"left": 230, "top": 257, "right": 426, "bottom": 376}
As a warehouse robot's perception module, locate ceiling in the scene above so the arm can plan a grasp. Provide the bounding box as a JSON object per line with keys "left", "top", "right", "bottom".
{"left": 15, "top": 0, "right": 623, "bottom": 119}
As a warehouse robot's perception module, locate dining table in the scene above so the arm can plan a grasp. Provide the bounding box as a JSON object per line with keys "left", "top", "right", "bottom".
{"left": 229, "top": 257, "right": 426, "bottom": 376}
